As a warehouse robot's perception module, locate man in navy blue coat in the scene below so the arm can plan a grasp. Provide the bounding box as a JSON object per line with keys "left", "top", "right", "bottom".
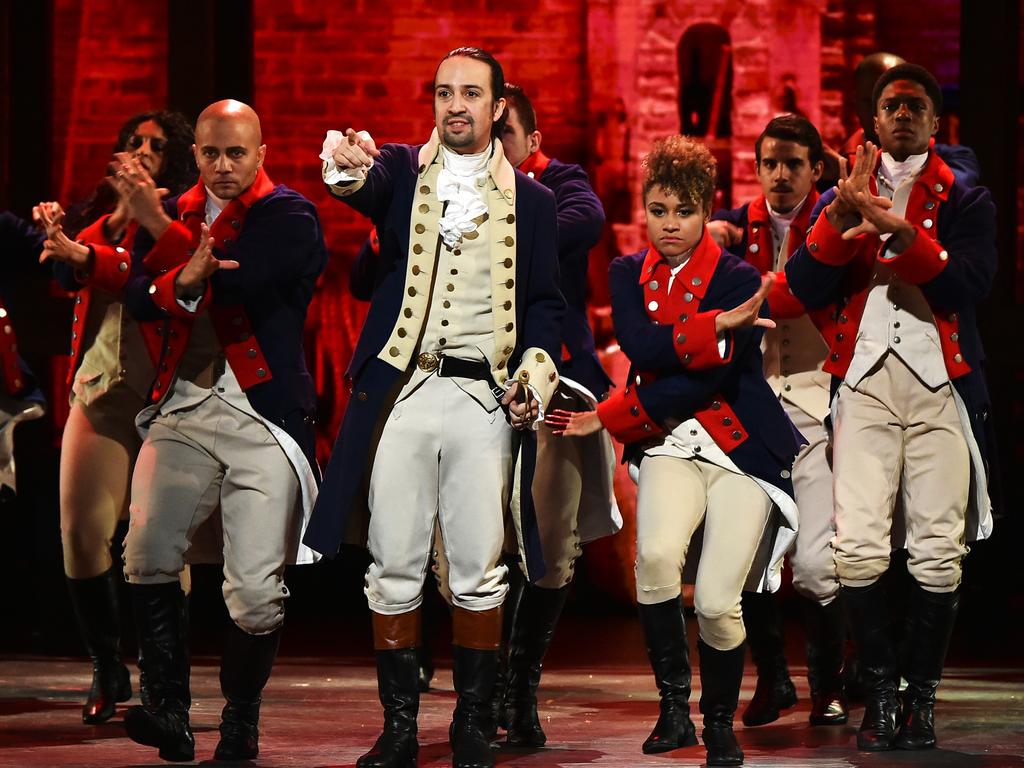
{"left": 114, "top": 101, "right": 327, "bottom": 763}
{"left": 486, "top": 81, "right": 617, "bottom": 748}
{"left": 307, "top": 48, "right": 563, "bottom": 768}
{"left": 786, "top": 64, "right": 996, "bottom": 752}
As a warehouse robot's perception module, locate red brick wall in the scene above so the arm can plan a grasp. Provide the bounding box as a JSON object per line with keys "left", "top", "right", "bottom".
{"left": 51, "top": 0, "right": 168, "bottom": 206}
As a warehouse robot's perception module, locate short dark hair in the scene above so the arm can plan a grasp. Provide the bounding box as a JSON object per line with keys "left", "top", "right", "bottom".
{"left": 642, "top": 136, "right": 717, "bottom": 211}
{"left": 755, "top": 114, "right": 824, "bottom": 166}
{"left": 436, "top": 47, "right": 507, "bottom": 137}
{"left": 503, "top": 82, "right": 537, "bottom": 134}
{"left": 872, "top": 62, "right": 943, "bottom": 114}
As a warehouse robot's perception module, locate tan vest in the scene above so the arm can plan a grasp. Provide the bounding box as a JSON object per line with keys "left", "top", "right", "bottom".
{"left": 72, "top": 290, "right": 154, "bottom": 406}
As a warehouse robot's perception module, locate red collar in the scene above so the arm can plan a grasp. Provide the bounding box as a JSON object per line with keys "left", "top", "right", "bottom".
{"left": 639, "top": 228, "right": 720, "bottom": 300}
{"left": 177, "top": 166, "right": 276, "bottom": 220}
{"left": 872, "top": 149, "right": 953, "bottom": 201}
{"left": 518, "top": 150, "right": 551, "bottom": 180}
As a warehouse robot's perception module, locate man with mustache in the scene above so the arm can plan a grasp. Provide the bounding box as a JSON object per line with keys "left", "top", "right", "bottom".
{"left": 708, "top": 114, "right": 848, "bottom": 729}
{"left": 786, "top": 63, "right": 996, "bottom": 751}
{"left": 306, "top": 47, "right": 563, "bottom": 768}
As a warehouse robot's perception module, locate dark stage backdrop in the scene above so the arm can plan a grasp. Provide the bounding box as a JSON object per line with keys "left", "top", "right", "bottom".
{"left": 0, "top": 0, "right": 1020, "bottom": 658}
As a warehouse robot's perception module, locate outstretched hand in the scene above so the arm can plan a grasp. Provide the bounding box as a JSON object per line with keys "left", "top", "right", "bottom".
{"left": 715, "top": 273, "right": 777, "bottom": 333}
{"left": 174, "top": 223, "right": 240, "bottom": 300}
{"left": 827, "top": 141, "right": 880, "bottom": 230}
{"left": 34, "top": 201, "right": 91, "bottom": 269}
{"left": 546, "top": 409, "right": 603, "bottom": 437}
{"left": 110, "top": 152, "right": 171, "bottom": 236}
{"left": 330, "top": 128, "right": 380, "bottom": 172}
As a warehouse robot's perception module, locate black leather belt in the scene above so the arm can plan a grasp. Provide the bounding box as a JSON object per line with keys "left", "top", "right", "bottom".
{"left": 418, "top": 352, "right": 505, "bottom": 402}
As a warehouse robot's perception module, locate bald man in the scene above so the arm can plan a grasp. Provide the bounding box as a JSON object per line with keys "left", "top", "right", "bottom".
{"left": 116, "top": 100, "right": 327, "bottom": 762}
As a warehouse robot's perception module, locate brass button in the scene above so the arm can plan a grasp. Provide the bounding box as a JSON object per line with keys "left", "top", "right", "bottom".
{"left": 749, "top": 243, "right": 760, "bottom": 254}
{"left": 732, "top": 430, "right": 742, "bottom": 440}
{"left": 506, "top": 214, "right": 515, "bottom": 223}
{"left": 446, "top": 283, "right": 455, "bottom": 292}
{"left": 451, "top": 268, "right": 458, "bottom": 275}
{"left": 781, "top": 469, "right": 791, "bottom": 479}
{"left": 504, "top": 236, "right": 514, "bottom": 246}
{"left": 419, "top": 204, "right": 429, "bottom": 213}
{"left": 413, "top": 244, "right": 423, "bottom": 254}
{"left": 954, "top": 353, "right": 963, "bottom": 363}
{"left": 389, "top": 346, "right": 400, "bottom": 357}
{"left": 503, "top": 258, "right": 513, "bottom": 268}
{"left": 408, "top": 287, "right": 417, "bottom": 297}
{"left": 357, "top": 391, "right": 368, "bottom": 401}
{"left": 648, "top": 300, "right": 659, "bottom": 312}
{"left": 505, "top": 323, "right": 514, "bottom": 332}
{"left": 505, "top": 279, "right": 514, "bottom": 289}
{"left": 691, "top": 276, "right": 702, "bottom": 286}
{"left": 535, "top": 352, "right": 545, "bottom": 363}
{"left": 412, "top": 265, "right": 421, "bottom": 275}
{"left": 420, "top": 185, "right": 430, "bottom": 194}
{"left": 118, "top": 262, "right": 128, "bottom": 272}
{"left": 649, "top": 280, "right": 659, "bottom": 291}
{"left": 454, "top": 249, "right": 461, "bottom": 256}
{"left": 441, "top": 319, "right": 449, "bottom": 326}
{"left": 415, "top": 223, "right": 425, "bottom": 234}
{"left": 934, "top": 183, "right": 944, "bottom": 193}
{"left": 397, "top": 328, "right": 407, "bottom": 338}
{"left": 404, "top": 308, "right": 413, "bottom": 318}
{"left": 503, "top": 301, "right": 512, "bottom": 310}
{"left": 443, "top": 300, "right": 451, "bottom": 308}
{"left": 950, "top": 332, "right": 959, "bottom": 342}
{"left": 504, "top": 346, "right": 513, "bottom": 355}
{"left": 684, "top": 292, "right": 694, "bottom": 302}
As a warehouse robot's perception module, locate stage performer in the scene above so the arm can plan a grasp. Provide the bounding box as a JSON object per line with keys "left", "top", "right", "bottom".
{"left": 305, "top": 47, "right": 563, "bottom": 768}
{"left": 32, "top": 111, "right": 196, "bottom": 725}
{"left": 708, "top": 115, "right": 848, "bottom": 728}
{"left": 786, "top": 63, "right": 996, "bottom": 751}
{"left": 486, "top": 81, "right": 618, "bottom": 748}
{"left": 549, "top": 136, "right": 802, "bottom": 767}
{"left": 114, "top": 100, "right": 326, "bottom": 762}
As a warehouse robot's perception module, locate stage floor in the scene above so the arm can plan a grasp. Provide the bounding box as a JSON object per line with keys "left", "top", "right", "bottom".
{"left": 2, "top": 653, "right": 1022, "bottom": 767}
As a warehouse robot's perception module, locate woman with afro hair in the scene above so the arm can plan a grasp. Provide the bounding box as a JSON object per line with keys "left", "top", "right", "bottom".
{"left": 549, "top": 136, "right": 802, "bottom": 766}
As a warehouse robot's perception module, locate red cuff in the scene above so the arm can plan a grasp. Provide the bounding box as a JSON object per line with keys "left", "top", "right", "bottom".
{"left": 143, "top": 220, "right": 194, "bottom": 273}
{"left": 597, "top": 386, "right": 664, "bottom": 444}
{"left": 765, "top": 270, "right": 806, "bottom": 319}
{"left": 806, "top": 211, "right": 860, "bottom": 266}
{"left": 673, "top": 310, "right": 729, "bottom": 370}
{"left": 147, "top": 265, "right": 212, "bottom": 318}
{"left": 87, "top": 243, "right": 132, "bottom": 292}
{"left": 877, "top": 228, "right": 950, "bottom": 284}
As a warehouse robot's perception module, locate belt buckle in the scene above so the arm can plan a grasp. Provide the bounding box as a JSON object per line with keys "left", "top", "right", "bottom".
{"left": 417, "top": 352, "right": 439, "bottom": 373}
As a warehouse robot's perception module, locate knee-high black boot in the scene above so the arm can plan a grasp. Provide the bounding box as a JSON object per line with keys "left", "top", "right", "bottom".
{"left": 66, "top": 567, "right": 133, "bottom": 724}
{"left": 359, "top": 610, "right": 421, "bottom": 768}
{"left": 638, "top": 598, "right": 698, "bottom": 753}
{"left": 450, "top": 607, "right": 501, "bottom": 768}
{"left": 123, "top": 582, "right": 194, "bottom": 762}
{"left": 358, "top": 649, "right": 421, "bottom": 768}
{"left": 800, "top": 595, "right": 848, "bottom": 725}
{"left": 491, "top": 553, "right": 524, "bottom": 736}
{"left": 842, "top": 581, "right": 900, "bottom": 751}
{"left": 504, "top": 583, "right": 570, "bottom": 747}
{"left": 214, "top": 622, "right": 281, "bottom": 761}
{"left": 740, "top": 591, "right": 796, "bottom": 726}
{"left": 895, "top": 584, "right": 960, "bottom": 750}
{"left": 698, "top": 639, "right": 745, "bottom": 766}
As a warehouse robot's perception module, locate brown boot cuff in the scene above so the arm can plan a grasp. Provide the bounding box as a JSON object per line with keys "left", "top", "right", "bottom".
{"left": 452, "top": 606, "right": 503, "bottom": 650}
{"left": 372, "top": 607, "right": 422, "bottom": 650}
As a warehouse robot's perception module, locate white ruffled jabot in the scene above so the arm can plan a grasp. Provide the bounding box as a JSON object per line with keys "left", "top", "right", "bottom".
{"left": 436, "top": 144, "right": 492, "bottom": 248}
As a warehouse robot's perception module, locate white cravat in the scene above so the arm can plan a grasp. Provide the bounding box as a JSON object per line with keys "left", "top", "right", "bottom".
{"left": 765, "top": 196, "right": 806, "bottom": 251}
{"left": 436, "top": 144, "right": 491, "bottom": 248}
{"left": 878, "top": 151, "right": 929, "bottom": 196}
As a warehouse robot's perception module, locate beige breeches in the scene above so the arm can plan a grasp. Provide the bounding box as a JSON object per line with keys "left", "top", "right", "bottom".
{"left": 832, "top": 353, "right": 969, "bottom": 592}
{"left": 635, "top": 454, "right": 772, "bottom": 650}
